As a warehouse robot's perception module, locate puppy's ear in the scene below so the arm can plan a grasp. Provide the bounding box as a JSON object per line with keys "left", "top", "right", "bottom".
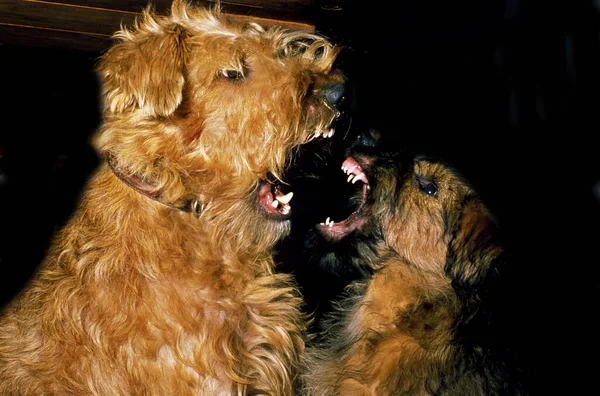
{"left": 446, "top": 197, "right": 512, "bottom": 331}
{"left": 97, "top": 11, "right": 186, "bottom": 117}
{"left": 445, "top": 197, "right": 503, "bottom": 291}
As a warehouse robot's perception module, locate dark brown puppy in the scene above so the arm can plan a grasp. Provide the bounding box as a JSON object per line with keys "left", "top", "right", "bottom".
{"left": 302, "top": 131, "right": 527, "bottom": 396}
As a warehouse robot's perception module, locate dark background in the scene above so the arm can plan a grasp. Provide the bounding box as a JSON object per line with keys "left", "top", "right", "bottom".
{"left": 1, "top": 1, "right": 599, "bottom": 394}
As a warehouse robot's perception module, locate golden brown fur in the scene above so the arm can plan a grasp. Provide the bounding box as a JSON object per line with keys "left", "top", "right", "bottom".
{"left": 0, "top": 1, "right": 345, "bottom": 394}
{"left": 302, "top": 132, "right": 525, "bottom": 395}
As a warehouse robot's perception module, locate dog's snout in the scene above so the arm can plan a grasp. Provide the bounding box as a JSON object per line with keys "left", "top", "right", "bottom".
{"left": 355, "top": 129, "right": 381, "bottom": 148}
{"left": 323, "top": 83, "right": 347, "bottom": 108}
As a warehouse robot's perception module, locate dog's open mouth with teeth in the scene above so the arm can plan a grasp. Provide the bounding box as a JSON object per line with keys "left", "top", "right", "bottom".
{"left": 258, "top": 182, "right": 295, "bottom": 219}
{"left": 257, "top": 122, "right": 342, "bottom": 221}
{"left": 316, "top": 154, "right": 371, "bottom": 240}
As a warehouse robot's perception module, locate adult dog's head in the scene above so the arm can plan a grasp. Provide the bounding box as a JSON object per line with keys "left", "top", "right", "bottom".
{"left": 94, "top": 1, "right": 347, "bottom": 250}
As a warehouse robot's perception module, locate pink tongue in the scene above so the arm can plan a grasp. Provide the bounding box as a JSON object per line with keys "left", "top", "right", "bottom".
{"left": 343, "top": 157, "right": 368, "bottom": 184}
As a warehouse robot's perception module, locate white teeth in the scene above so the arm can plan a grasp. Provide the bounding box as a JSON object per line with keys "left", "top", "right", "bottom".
{"left": 322, "top": 217, "right": 334, "bottom": 227}
{"left": 343, "top": 166, "right": 366, "bottom": 185}
{"left": 272, "top": 200, "right": 279, "bottom": 208}
{"left": 315, "top": 128, "right": 335, "bottom": 139}
{"left": 281, "top": 206, "right": 290, "bottom": 215}
{"left": 320, "top": 217, "right": 335, "bottom": 226}
{"left": 276, "top": 191, "right": 293, "bottom": 204}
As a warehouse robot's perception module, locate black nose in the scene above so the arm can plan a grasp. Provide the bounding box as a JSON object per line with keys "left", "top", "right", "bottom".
{"left": 355, "top": 128, "right": 381, "bottom": 148}
{"left": 323, "top": 83, "right": 346, "bottom": 108}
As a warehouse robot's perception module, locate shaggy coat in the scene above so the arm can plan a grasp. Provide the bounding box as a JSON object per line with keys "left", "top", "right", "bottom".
{"left": 0, "top": 2, "right": 345, "bottom": 395}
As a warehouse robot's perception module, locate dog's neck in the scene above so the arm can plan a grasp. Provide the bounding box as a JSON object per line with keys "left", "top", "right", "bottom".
{"left": 104, "top": 152, "right": 203, "bottom": 217}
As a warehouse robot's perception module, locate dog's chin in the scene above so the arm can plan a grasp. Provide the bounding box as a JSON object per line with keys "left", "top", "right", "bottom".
{"left": 304, "top": 227, "right": 375, "bottom": 278}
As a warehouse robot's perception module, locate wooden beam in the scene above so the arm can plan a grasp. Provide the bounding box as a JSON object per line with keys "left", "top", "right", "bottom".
{"left": 0, "top": 0, "right": 315, "bottom": 52}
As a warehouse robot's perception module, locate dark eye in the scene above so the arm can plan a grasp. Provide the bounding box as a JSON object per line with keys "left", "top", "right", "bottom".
{"left": 220, "top": 69, "right": 244, "bottom": 80}
{"left": 416, "top": 176, "right": 438, "bottom": 196}
{"left": 422, "top": 183, "right": 438, "bottom": 196}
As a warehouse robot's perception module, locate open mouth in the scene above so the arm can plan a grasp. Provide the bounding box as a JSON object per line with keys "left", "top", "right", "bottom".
{"left": 257, "top": 130, "right": 336, "bottom": 221}
{"left": 257, "top": 115, "right": 344, "bottom": 221}
{"left": 258, "top": 181, "right": 295, "bottom": 220}
{"left": 316, "top": 156, "right": 370, "bottom": 240}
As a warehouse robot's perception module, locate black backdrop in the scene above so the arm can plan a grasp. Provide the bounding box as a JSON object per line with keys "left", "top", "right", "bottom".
{"left": 1, "top": 1, "right": 599, "bottom": 394}
{"left": 307, "top": 1, "right": 600, "bottom": 394}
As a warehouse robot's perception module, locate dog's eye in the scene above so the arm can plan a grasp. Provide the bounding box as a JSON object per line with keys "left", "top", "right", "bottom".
{"left": 422, "top": 183, "right": 438, "bottom": 196}
{"left": 220, "top": 69, "right": 244, "bottom": 80}
{"left": 416, "top": 176, "right": 438, "bottom": 197}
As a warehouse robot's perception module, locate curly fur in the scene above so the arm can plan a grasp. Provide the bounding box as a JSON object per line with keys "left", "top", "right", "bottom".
{"left": 0, "top": 1, "right": 344, "bottom": 394}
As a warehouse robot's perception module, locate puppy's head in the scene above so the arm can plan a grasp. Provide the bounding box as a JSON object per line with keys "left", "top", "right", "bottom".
{"left": 316, "top": 130, "right": 504, "bottom": 291}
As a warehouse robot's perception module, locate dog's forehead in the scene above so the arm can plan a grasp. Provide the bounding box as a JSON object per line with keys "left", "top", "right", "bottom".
{"left": 412, "top": 160, "right": 473, "bottom": 198}
{"left": 414, "top": 161, "right": 447, "bottom": 179}
{"left": 186, "top": 27, "right": 301, "bottom": 60}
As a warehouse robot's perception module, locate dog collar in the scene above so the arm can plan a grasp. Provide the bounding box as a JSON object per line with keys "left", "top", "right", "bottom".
{"left": 104, "top": 152, "right": 203, "bottom": 218}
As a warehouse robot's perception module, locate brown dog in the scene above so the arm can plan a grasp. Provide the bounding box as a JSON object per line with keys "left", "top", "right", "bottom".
{"left": 301, "top": 131, "right": 526, "bottom": 395}
{"left": 0, "top": 2, "right": 346, "bottom": 394}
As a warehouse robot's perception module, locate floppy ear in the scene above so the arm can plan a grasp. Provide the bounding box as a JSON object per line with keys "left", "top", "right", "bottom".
{"left": 97, "top": 12, "right": 187, "bottom": 118}
{"left": 445, "top": 197, "right": 513, "bottom": 332}
{"left": 445, "top": 197, "right": 503, "bottom": 294}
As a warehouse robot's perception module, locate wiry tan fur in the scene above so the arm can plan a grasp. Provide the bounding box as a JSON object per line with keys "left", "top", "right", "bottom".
{"left": 0, "top": 1, "right": 344, "bottom": 394}
{"left": 303, "top": 146, "right": 525, "bottom": 395}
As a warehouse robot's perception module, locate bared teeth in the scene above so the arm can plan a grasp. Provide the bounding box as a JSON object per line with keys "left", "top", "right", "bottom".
{"left": 276, "top": 191, "right": 293, "bottom": 205}
{"left": 272, "top": 200, "right": 279, "bottom": 208}
{"left": 342, "top": 161, "right": 368, "bottom": 185}
{"left": 320, "top": 217, "right": 335, "bottom": 227}
{"left": 314, "top": 128, "right": 335, "bottom": 139}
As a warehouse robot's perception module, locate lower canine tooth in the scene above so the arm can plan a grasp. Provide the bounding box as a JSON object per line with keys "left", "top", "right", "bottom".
{"left": 276, "top": 192, "right": 294, "bottom": 204}
{"left": 272, "top": 200, "right": 279, "bottom": 208}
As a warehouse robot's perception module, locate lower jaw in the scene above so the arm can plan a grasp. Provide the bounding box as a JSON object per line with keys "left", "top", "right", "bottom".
{"left": 316, "top": 212, "right": 368, "bottom": 241}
